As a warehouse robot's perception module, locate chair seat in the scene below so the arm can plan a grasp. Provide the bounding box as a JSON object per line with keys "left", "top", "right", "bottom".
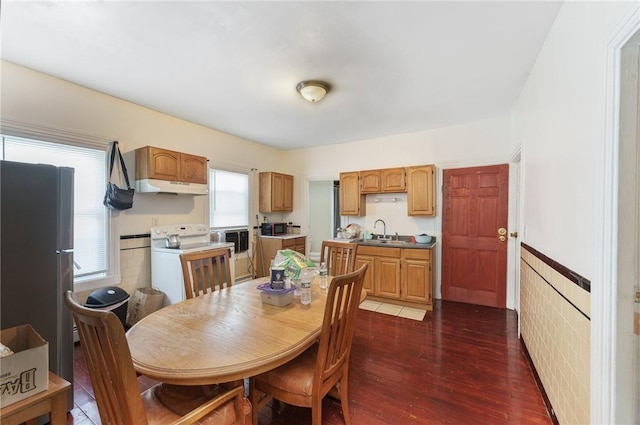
{"left": 255, "top": 345, "right": 318, "bottom": 398}
{"left": 143, "top": 383, "right": 250, "bottom": 425}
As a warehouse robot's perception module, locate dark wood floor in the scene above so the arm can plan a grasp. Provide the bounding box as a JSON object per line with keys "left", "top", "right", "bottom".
{"left": 67, "top": 300, "right": 552, "bottom": 425}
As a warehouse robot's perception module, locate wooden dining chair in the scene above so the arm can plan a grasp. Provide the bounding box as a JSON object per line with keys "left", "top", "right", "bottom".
{"left": 64, "top": 291, "right": 250, "bottom": 425}
{"left": 319, "top": 240, "right": 359, "bottom": 276}
{"left": 249, "top": 264, "right": 368, "bottom": 425}
{"left": 180, "top": 247, "right": 233, "bottom": 299}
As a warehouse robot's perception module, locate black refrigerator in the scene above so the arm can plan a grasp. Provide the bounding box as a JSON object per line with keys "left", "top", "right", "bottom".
{"left": 0, "top": 160, "right": 74, "bottom": 409}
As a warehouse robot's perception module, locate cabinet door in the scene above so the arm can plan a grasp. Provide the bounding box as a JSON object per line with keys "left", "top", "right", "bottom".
{"left": 181, "top": 153, "right": 207, "bottom": 184}
{"left": 294, "top": 237, "right": 306, "bottom": 255}
{"left": 382, "top": 167, "right": 406, "bottom": 192}
{"left": 402, "top": 258, "right": 431, "bottom": 303}
{"left": 401, "top": 249, "right": 432, "bottom": 305}
{"left": 339, "top": 172, "right": 365, "bottom": 216}
{"left": 374, "top": 257, "right": 401, "bottom": 298}
{"left": 148, "top": 147, "right": 181, "bottom": 181}
{"left": 255, "top": 236, "right": 284, "bottom": 278}
{"left": 407, "top": 165, "right": 436, "bottom": 216}
{"left": 282, "top": 174, "right": 293, "bottom": 211}
{"left": 272, "top": 173, "right": 286, "bottom": 211}
{"left": 355, "top": 255, "right": 375, "bottom": 294}
{"left": 259, "top": 172, "right": 294, "bottom": 212}
{"left": 360, "top": 170, "right": 381, "bottom": 193}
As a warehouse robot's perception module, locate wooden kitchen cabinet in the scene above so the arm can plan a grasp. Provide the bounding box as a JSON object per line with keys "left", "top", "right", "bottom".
{"left": 401, "top": 248, "right": 432, "bottom": 304}
{"left": 135, "top": 146, "right": 208, "bottom": 184}
{"left": 357, "top": 245, "right": 433, "bottom": 310}
{"left": 356, "top": 246, "right": 401, "bottom": 299}
{"left": 375, "top": 253, "right": 401, "bottom": 298}
{"left": 381, "top": 167, "right": 406, "bottom": 192}
{"left": 282, "top": 236, "right": 306, "bottom": 255}
{"left": 359, "top": 170, "right": 382, "bottom": 193}
{"left": 355, "top": 254, "right": 375, "bottom": 293}
{"left": 407, "top": 164, "right": 436, "bottom": 216}
{"left": 180, "top": 153, "right": 208, "bottom": 183}
{"left": 259, "top": 172, "right": 294, "bottom": 212}
{"left": 339, "top": 172, "right": 366, "bottom": 216}
{"left": 254, "top": 236, "right": 306, "bottom": 277}
{"left": 359, "top": 168, "right": 406, "bottom": 194}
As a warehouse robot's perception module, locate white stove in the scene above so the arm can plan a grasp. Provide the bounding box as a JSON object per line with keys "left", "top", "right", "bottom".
{"left": 150, "top": 224, "right": 235, "bottom": 305}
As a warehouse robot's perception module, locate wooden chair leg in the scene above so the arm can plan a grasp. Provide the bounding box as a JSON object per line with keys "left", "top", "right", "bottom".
{"left": 339, "top": 377, "right": 351, "bottom": 425}
{"left": 312, "top": 394, "right": 323, "bottom": 425}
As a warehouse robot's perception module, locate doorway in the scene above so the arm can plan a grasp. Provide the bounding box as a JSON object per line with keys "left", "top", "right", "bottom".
{"left": 308, "top": 180, "right": 340, "bottom": 256}
{"left": 441, "top": 164, "right": 509, "bottom": 308}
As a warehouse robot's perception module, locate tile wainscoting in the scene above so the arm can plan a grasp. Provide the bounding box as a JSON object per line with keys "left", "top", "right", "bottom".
{"left": 520, "top": 244, "right": 591, "bottom": 425}
{"left": 119, "top": 234, "right": 152, "bottom": 298}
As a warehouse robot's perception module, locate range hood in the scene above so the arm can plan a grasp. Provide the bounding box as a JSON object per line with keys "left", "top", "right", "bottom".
{"left": 136, "top": 178, "right": 208, "bottom": 195}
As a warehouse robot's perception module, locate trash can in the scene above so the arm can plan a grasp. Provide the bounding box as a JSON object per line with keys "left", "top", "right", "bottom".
{"left": 85, "top": 287, "right": 130, "bottom": 328}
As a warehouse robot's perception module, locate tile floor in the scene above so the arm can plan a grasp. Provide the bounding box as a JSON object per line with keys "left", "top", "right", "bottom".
{"left": 359, "top": 299, "right": 426, "bottom": 321}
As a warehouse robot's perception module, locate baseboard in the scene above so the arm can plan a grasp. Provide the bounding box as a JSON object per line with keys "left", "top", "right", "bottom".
{"left": 520, "top": 335, "right": 559, "bottom": 425}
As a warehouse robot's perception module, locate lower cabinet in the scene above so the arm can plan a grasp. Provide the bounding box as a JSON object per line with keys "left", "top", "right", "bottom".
{"left": 255, "top": 236, "right": 306, "bottom": 277}
{"left": 401, "top": 249, "right": 432, "bottom": 304}
{"left": 356, "top": 245, "right": 433, "bottom": 309}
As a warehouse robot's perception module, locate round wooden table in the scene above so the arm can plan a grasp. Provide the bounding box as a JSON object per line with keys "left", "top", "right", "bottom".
{"left": 127, "top": 277, "right": 359, "bottom": 385}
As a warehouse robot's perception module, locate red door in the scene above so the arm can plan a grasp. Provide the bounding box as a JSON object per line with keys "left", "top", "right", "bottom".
{"left": 441, "top": 164, "right": 509, "bottom": 308}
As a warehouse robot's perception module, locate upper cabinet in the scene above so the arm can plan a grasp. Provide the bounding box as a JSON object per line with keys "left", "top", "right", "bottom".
{"left": 135, "top": 146, "right": 207, "bottom": 184}
{"left": 359, "top": 170, "right": 382, "bottom": 193}
{"left": 341, "top": 164, "right": 436, "bottom": 216}
{"left": 360, "top": 168, "right": 406, "bottom": 193}
{"left": 381, "top": 168, "right": 406, "bottom": 192}
{"left": 259, "top": 172, "right": 293, "bottom": 212}
{"left": 339, "top": 172, "right": 366, "bottom": 216}
{"left": 407, "top": 164, "right": 436, "bottom": 216}
{"left": 180, "top": 153, "right": 208, "bottom": 183}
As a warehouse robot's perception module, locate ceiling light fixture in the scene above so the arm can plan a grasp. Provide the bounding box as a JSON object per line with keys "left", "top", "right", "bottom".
{"left": 296, "top": 80, "right": 330, "bottom": 103}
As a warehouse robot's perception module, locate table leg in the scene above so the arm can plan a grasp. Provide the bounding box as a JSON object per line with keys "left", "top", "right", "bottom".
{"left": 50, "top": 391, "right": 68, "bottom": 425}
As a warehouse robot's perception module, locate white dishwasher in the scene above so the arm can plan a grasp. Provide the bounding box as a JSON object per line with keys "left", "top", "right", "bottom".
{"left": 150, "top": 224, "right": 235, "bottom": 306}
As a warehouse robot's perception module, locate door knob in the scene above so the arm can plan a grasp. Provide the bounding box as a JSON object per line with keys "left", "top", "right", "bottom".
{"left": 499, "top": 236, "right": 506, "bottom": 242}
{"left": 498, "top": 227, "right": 507, "bottom": 235}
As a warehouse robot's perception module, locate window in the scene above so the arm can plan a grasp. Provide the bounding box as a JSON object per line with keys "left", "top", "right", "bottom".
{"left": 209, "top": 168, "right": 248, "bottom": 229}
{"left": 2, "top": 133, "right": 119, "bottom": 291}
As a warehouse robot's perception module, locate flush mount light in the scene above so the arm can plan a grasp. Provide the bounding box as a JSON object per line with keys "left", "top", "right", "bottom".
{"left": 296, "top": 80, "right": 330, "bottom": 103}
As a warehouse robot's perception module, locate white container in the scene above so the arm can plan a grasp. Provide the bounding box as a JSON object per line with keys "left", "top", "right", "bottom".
{"left": 415, "top": 234, "right": 433, "bottom": 244}
{"left": 260, "top": 290, "right": 294, "bottom": 307}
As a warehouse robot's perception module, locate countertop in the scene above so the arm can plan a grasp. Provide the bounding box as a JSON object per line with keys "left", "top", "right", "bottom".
{"left": 258, "top": 234, "right": 306, "bottom": 240}
{"left": 334, "top": 237, "right": 437, "bottom": 250}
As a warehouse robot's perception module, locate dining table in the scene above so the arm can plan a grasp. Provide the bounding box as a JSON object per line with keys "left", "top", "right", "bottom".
{"left": 126, "top": 276, "right": 364, "bottom": 385}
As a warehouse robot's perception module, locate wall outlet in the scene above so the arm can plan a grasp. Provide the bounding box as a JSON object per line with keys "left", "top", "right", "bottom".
{"left": 152, "top": 217, "right": 159, "bottom": 227}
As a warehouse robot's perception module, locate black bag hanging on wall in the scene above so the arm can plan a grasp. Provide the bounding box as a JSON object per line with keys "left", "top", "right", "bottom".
{"left": 103, "top": 141, "right": 135, "bottom": 210}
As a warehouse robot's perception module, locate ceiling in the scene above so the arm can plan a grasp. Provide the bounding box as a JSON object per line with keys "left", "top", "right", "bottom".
{"left": 0, "top": 1, "right": 562, "bottom": 151}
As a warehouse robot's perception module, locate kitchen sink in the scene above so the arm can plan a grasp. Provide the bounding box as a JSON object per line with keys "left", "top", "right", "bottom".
{"left": 359, "top": 239, "right": 410, "bottom": 246}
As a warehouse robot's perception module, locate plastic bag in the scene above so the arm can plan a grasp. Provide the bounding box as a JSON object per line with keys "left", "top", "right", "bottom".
{"left": 273, "top": 249, "right": 316, "bottom": 281}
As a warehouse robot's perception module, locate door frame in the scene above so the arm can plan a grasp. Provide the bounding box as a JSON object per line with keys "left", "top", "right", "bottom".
{"left": 597, "top": 4, "right": 640, "bottom": 423}
{"left": 434, "top": 160, "right": 519, "bottom": 310}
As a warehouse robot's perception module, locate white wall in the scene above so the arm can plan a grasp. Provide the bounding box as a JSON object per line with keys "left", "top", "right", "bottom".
{"left": 513, "top": 1, "right": 632, "bottom": 278}
{"left": 286, "top": 113, "right": 515, "bottom": 301}
{"left": 1, "top": 60, "right": 285, "bottom": 236}
{"left": 511, "top": 1, "right": 637, "bottom": 423}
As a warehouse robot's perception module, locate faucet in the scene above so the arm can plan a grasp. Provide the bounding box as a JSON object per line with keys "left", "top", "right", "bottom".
{"left": 374, "top": 219, "right": 387, "bottom": 239}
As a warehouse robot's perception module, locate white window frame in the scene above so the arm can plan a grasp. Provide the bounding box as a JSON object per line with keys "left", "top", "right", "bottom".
{"left": 0, "top": 119, "right": 121, "bottom": 292}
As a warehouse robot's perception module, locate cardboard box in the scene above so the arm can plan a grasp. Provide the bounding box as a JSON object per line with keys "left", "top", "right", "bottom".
{"left": 0, "top": 325, "right": 49, "bottom": 406}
